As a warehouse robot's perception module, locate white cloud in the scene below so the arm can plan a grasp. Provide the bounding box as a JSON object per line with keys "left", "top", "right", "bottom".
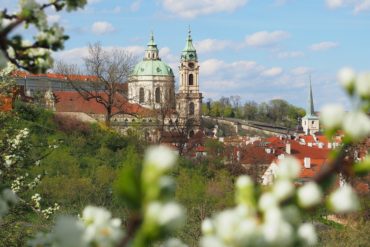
{"left": 130, "top": 0, "right": 141, "bottom": 12}
{"left": 291, "top": 67, "right": 312, "bottom": 75}
{"left": 194, "top": 39, "right": 232, "bottom": 54}
{"left": 47, "top": 14, "right": 60, "bottom": 23}
{"left": 91, "top": 21, "right": 115, "bottom": 35}
{"left": 159, "top": 0, "right": 248, "bottom": 18}
{"left": 354, "top": 0, "right": 370, "bottom": 13}
{"left": 277, "top": 51, "right": 304, "bottom": 59}
{"left": 262, "top": 67, "right": 283, "bottom": 77}
{"left": 245, "top": 30, "right": 290, "bottom": 47}
{"left": 325, "top": 0, "right": 370, "bottom": 13}
{"left": 53, "top": 46, "right": 145, "bottom": 66}
{"left": 326, "top": 0, "right": 344, "bottom": 8}
{"left": 309, "top": 41, "right": 338, "bottom": 51}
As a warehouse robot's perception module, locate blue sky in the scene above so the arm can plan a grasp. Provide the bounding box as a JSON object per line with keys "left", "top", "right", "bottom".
{"left": 2, "top": 0, "right": 370, "bottom": 110}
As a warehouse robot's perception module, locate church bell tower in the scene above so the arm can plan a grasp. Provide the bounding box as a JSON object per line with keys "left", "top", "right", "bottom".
{"left": 176, "top": 29, "right": 202, "bottom": 133}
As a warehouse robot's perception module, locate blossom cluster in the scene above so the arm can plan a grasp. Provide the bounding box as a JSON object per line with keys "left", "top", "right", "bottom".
{"left": 2, "top": 128, "right": 30, "bottom": 169}
{"left": 31, "top": 193, "right": 61, "bottom": 219}
{"left": 30, "top": 206, "right": 124, "bottom": 247}
{"left": 200, "top": 156, "right": 360, "bottom": 247}
{"left": 139, "top": 146, "right": 186, "bottom": 245}
{"left": 0, "top": 0, "right": 87, "bottom": 73}
{"left": 11, "top": 174, "right": 27, "bottom": 193}
{"left": 321, "top": 68, "right": 370, "bottom": 140}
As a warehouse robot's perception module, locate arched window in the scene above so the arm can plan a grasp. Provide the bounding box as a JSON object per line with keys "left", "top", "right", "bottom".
{"left": 189, "top": 130, "right": 195, "bottom": 137}
{"left": 189, "top": 102, "right": 195, "bottom": 115}
{"left": 189, "top": 74, "right": 194, "bottom": 86}
{"left": 139, "top": 88, "right": 144, "bottom": 103}
{"left": 155, "top": 87, "right": 160, "bottom": 103}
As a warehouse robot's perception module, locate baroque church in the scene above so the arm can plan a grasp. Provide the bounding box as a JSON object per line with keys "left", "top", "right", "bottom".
{"left": 128, "top": 30, "right": 202, "bottom": 133}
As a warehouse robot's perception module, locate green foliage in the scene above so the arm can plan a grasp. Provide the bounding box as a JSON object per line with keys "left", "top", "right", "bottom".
{"left": 113, "top": 146, "right": 143, "bottom": 209}
{"left": 205, "top": 97, "right": 305, "bottom": 128}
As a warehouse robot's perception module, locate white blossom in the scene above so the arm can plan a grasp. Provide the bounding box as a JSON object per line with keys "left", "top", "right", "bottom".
{"left": 201, "top": 218, "right": 214, "bottom": 235}
{"left": 297, "top": 182, "right": 322, "bottom": 208}
{"left": 144, "top": 145, "right": 177, "bottom": 172}
{"left": 81, "top": 206, "right": 123, "bottom": 245}
{"left": 343, "top": 111, "right": 370, "bottom": 140}
{"left": 276, "top": 157, "right": 301, "bottom": 180}
{"left": 355, "top": 72, "right": 370, "bottom": 98}
{"left": 297, "top": 223, "right": 318, "bottom": 246}
{"left": 337, "top": 67, "right": 356, "bottom": 90}
{"left": 162, "top": 238, "right": 188, "bottom": 247}
{"left": 262, "top": 217, "right": 294, "bottom": 247}
{"left": 320, "top": 104, "right": 345, "bottom": 129}
{"left": 146, "top": 202, "right": 185, "bottom": 231}
{"left": 272, "top": 180, "right": 294, "bottom": 201}
{"left": 158, "top": 202, "right": 186, "bottom": 230}
{"left": 259, "top": 192, "right": 278, "bottom": 212}
{"left": 236, "top": 175, "right": 253, "bottom": 189}
{"left": 328, "top": 184, "right": 359, "bottom": 213}
{"left": 200, "top": 236, "right": 227, "bottom": 247}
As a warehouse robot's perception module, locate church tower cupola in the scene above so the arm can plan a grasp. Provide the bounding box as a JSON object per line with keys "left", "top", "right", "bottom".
{"left": 181, "top": 29, "right": 197, "bottom": 62}
{"left": 145, "top": 32, "right": 160, "bottom": 60}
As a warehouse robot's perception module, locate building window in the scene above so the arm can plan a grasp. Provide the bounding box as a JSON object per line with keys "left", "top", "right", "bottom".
{"left": 139, "top": 88, "right": 144, "bottom": 103}
{"left": 189, "top": 74, "right": 194, "bottom": 86}
{"left": 155, "top": 87, "right": 160, "bottom": 103}
{"left": 189, "top": 102, "right": 194, "bottom": 115}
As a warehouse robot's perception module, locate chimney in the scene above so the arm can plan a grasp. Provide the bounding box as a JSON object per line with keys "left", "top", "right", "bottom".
{"left": 286, "top": 143, "right": 291, "bottom": 154}
{"left": 304, "top": 157, "right": 311, "bottom": 169}
{"left": 307, "top": 142, "right": 313, "bottom": 147}
{"left": 318, "top": 143, "right": 323, "bottom": 149}
{"left": 328, "top": 143, "right": 332, "bottom": 149}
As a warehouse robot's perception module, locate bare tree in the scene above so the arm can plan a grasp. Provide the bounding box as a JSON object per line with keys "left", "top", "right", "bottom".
{"left": 55, "top": 42, "right": 137, "bottom": 126}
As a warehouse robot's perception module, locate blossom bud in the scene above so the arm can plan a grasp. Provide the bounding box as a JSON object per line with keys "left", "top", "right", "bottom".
{"left": 298, "top": 223, "right": 318, "bottom": 246}
{"left": 276, "top": 157, "right": 301, "bottom": 180}
{"left": 337, "top": 67, "right": 355, "bottom": 91}
{"left": 272, "top": 180, "right": 294, "bottom": 202}
{"left": 297, "top": 182, "right": 322, "bottom": 208}
{"left": 320, "top": 104, "right": 345, "bottom": 130}
{"left": 328, "top": 184, "right": 359, "bottom": 213}
{"left": 355, "top": 72, "right": 370, "bottom": 98}
{"left": 343, "top": 111, "right": 370, "bottom": 140}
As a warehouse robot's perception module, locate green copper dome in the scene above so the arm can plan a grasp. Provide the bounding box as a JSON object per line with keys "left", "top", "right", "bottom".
{"left": 131, "top": 33, "right": 174, "bottom": 77}
{"left": 132, "top": 60, "right": 174, "bottom": 77}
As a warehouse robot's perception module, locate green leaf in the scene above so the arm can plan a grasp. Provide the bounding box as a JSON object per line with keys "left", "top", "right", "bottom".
{"left": 113, "top": 146, "right": 143, "bottom": 209}
{"left": 354, "top": 157, "right": 370, "bottom": 176}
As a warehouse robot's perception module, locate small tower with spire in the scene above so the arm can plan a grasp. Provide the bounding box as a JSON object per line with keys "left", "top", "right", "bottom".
{"left": 301, "top": 77, "right": 319, "bottom": 135}
{"left": 176, "top": 28, "right": 202, "bottom": 134}
{"left": 145, "top": 32, "right": 159, "bottom": 60}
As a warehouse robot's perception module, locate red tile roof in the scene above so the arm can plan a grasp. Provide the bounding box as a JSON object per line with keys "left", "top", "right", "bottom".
{"left": 54, "top": 91, "right": 153, "bottom": 116}
{"left": 13, "top": 70, "right": 97, "bottom": 81}
{"left": 240, "top": 145, "right": 276, "bottom": 165}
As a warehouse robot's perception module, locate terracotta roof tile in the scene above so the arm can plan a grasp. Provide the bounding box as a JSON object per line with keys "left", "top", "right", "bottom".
{"left": 54, "top": 91, "right": 153, "bottom": 116}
